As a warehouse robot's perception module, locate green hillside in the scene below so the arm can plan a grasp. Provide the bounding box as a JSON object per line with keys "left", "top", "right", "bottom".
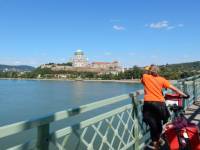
{"left": 159, "top": 61, "right": 200, "bottom": 79}
{"left": 0, "top": 61, "right": 199, "bottom": 80}
{"left": 161, "top": 61, "right": 200, "bottom": 71}
{"left": 0, "top": 64, "right": 35, "bottom": 72}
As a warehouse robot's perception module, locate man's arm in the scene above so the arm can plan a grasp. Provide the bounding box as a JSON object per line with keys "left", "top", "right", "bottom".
{"left": 169, "top": 85, "right": 187, "bottom": 97}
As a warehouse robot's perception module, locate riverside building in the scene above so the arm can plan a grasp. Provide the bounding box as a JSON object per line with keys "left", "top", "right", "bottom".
{"left": 90, "top": 61, "right": 123, "bottom": 74}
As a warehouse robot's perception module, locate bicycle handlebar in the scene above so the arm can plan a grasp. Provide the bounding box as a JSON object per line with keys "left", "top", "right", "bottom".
{"left": 164, "top": 94, "right": 190, "bottom": 100}
{"left": 183, "top": 94, "right": 190, "bottom": 99}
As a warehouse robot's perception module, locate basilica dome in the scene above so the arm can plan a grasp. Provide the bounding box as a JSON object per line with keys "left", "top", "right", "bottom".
{"left": 75, "top": 49, "right": 84, "bottom": 55}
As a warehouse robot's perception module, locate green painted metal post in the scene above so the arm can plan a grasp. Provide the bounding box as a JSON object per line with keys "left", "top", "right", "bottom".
{"left": 37, "top": 124, "right": 50, "bottom": 150}
{"left": 193, "top": 79, "right": 197, "bottom": 102}
{"left": 198, "top": 81, "right": 200, "bottom": 99}
{"left": 183, "top": 81, "right": 188, "bottom": 109}
{"left": 130, "top": 94, "right": 140, "bottom": 150}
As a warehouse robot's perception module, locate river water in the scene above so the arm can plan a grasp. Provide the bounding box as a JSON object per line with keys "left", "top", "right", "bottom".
{"left": 0, "top": 79, "right": 143, "bottom": 149}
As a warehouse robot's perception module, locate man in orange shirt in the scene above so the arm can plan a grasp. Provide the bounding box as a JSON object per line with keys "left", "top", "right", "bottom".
{"left": 141, "top": 65, "right": 188, "bottom": 149}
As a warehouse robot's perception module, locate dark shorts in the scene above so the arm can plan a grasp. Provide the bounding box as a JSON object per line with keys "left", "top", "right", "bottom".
{"left": 142, "top": 101, "right": 170, "bottom": 141}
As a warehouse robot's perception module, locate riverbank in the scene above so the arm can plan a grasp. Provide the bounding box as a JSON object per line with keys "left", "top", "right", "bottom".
{"left": 84, "top": 79, "right": 140, "bottom": 83}
{"left": 0, "top": 78, "right": 141, "bottom": 83}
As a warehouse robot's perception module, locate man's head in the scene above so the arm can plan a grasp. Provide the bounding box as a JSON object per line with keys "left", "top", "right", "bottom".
{"left": 143, "top": 66, "right": 150, "bottom": 74}
{"left": 149, "top": 64, "right": 159, "bottom": 76}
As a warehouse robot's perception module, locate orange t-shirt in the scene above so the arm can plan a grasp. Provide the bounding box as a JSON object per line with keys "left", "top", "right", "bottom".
{"left": 141, "top": 74, "right": 171, "bottom": 102}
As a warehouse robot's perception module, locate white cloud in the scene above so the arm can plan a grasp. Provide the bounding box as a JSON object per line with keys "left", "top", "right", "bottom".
{"left": 149, "top": 20, "right": 169, "bottom": 29}
{"left": 113, "top": 25, "right": 125, "bottom": 31}
{"left": 146, "top": 20, "right": 184, "bottom": 30}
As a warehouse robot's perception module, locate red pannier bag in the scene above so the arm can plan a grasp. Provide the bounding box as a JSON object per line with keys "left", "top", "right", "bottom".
{"left": 164, "top": 126, "right": 179, "bottom": 150}
{"left": 184, "top": 125, "right": 200, "bottom": 150}
{"left": 164, "top": 122, "right": 200, "bottom": 150}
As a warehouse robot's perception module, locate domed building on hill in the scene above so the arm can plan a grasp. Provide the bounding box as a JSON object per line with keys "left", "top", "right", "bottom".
{"left": 72, "top": 49, "right": 88, "bottom": 67}
{"left": 41, "top": 49, "right": 123, "bottom": 74}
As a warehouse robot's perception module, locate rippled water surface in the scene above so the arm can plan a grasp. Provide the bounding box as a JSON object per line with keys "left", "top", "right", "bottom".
{"left": 0, "top": 79, "right": 142, "bottom": 126}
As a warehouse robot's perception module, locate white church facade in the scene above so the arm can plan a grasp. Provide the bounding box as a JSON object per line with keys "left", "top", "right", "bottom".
{"left": 72, "top": 50, "right": 88, "bottom": 67}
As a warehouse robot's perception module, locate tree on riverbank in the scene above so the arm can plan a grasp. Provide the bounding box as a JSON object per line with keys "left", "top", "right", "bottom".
{"left": 0, "top": 61, "right": 200, "bottom": 80}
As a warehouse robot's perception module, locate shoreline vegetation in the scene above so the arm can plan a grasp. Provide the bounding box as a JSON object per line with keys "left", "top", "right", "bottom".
{"left": 0, "top": 78, "right": 178, "bottom": 84}
{"left": 0, "top": 61, "right": 200, "bottom": 81}
{"left": 0, "top": 78, "right": 141, "bottom": 83}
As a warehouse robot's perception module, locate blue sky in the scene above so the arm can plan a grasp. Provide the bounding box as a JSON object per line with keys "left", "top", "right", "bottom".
{"left": 0, "top": 0, "right": 200, "bottom": 67}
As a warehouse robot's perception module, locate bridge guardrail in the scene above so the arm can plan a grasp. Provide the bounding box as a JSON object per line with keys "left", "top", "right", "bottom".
{"left": 0, "top": 75, "right": 200, "bottom": 150}
{"left": 0, "top": 90, "right": 149, "bottom": 150}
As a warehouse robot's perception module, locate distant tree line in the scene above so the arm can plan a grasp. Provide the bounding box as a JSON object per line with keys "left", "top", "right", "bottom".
{"left": 0, "top": 61, "right": 200, "bottom": 80}
{"left": 45, "top": 62, "right": 72, "bottom": 66}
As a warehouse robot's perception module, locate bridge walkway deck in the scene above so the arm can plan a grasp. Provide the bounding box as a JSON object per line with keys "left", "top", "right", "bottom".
{"left": 185, "top": 98, "right": 200, "bottom": 127}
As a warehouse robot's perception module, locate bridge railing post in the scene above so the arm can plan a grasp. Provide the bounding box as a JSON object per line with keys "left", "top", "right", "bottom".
{"left": 197, "top": 79, "right": 200, "bottom": 99}
{"left": 193, "top": 78, "right": 197, "bottom": 102}
{"left": 182, "top": 81, "right": 187, "bottom": 109}
{"left": 130, "top": 93, "right": 140, "bottom": 150}
{"left": 37, "top": 123, "right": 50, "bottom": 150}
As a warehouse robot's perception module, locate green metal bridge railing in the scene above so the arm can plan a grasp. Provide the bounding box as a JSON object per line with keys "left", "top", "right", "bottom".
{"left": 0, "top": 75, "right": 200, "bottom": 150}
